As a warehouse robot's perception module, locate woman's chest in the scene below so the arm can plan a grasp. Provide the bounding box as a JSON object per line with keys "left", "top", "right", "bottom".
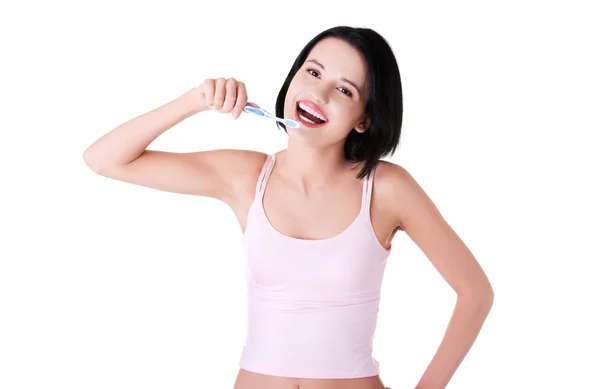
{"left": 262, "top": 185, "right": 363, "bottom": 241}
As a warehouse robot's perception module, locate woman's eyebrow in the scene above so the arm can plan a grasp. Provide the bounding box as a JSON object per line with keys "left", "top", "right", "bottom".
{"left": 305, "top": 58, "right": 362, "bottom": 95}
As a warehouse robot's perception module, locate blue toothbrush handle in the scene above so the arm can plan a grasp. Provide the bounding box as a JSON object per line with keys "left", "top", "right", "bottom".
{"left": 243, "top": 104, "right": 271, "bottom": 118}
{"left": 242, "top": 103, "right": 300, "bottom": 128}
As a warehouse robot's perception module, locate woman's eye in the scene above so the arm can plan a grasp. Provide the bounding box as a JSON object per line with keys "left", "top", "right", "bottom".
{"left": 305, "top": 69, "right": 352, "bottom": 97}
{"left": 340, "top": 88, "right": 352, "bottom": 97}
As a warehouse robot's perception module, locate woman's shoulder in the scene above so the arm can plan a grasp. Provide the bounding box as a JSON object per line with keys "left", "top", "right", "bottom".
{"left": 205, "top": 149, "right": 268, "bottom": 200}
{"left": 221, "top": 148, "right": 268, "bottom": 164}
{"left": 373, "top": 159, "right": 440, "bottom": 230}
{"left": 372, "top": 159, "right": 414, "bottom": 191}
{"left": 373, "top": 159, "right": 426, "bottom": 205}
{"left": 221, "top": 148, "right": 269, "bottom": 182}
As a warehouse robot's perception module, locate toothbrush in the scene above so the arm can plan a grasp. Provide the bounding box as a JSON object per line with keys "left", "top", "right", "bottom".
{"left": 243, "top": 103, "right": 301, "bottom": 128}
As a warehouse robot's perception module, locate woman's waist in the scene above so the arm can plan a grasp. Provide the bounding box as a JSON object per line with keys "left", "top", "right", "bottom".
{"left": 234, "top": 368, "right": 388, "bottom": 389}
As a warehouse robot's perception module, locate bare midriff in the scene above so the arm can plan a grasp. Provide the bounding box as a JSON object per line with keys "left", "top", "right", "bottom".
{"left": 233, "top": 369, "right": 389, "bottom": 389}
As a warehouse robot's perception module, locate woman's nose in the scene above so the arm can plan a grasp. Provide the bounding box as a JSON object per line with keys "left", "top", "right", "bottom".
{"left": 309, "top": 85, "right": 329, "bottom": 104}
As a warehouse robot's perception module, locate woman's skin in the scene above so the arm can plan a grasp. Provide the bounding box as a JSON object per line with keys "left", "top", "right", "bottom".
{"left": 84, "top": 37, "right": 493, "bottom": 389}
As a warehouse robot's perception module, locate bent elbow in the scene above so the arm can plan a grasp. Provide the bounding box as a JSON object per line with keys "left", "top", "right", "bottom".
{"left": 82, "top": 148, "right": 105, "bottom": 175}
{"left": 458, "top": 284, "right": 494, "bottom": 310}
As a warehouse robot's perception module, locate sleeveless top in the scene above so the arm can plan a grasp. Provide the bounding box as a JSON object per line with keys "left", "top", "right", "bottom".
{"left": 239, "top": 153, "right": 391, "bottom": 379}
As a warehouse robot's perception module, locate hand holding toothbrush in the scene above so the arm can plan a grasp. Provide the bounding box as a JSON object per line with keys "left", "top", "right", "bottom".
{"left": 191, "top": 77, "right": 300, "bottom": 128}
{"left": 193, "top": 77, "right": 255, "bottom": 119}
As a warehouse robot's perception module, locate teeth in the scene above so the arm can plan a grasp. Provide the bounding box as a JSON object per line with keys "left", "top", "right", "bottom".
{"left": 299, "top": 113, "right": 316, "bottom": 124}
{"left": 299, "top": 102, "right": 327, "bottom": 122}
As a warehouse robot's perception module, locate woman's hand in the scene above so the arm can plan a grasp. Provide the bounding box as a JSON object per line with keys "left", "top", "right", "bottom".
{"left": 191, "top": 77, "right": 258, "bottom": 119}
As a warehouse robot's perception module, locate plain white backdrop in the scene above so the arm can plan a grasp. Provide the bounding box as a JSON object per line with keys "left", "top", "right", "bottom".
{"left": 1, "top": 0, "right": 598, "bottom": 388}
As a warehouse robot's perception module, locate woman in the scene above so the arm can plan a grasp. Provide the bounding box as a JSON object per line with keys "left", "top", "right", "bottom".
{"left": 83, "top": 26, "right": 494, "bottom": 389}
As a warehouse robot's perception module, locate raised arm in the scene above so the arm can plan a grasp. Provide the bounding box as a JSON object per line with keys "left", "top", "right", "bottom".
{"left": 82, "top": 78, "right": 264, "bottom": 203}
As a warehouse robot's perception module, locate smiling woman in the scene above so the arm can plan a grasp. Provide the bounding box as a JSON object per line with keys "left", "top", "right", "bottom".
{"left": 275, "top": 28, "right": 403, "bottom": 181}
{"left": 83, "top": 25, "right": 493, "bottom": 389}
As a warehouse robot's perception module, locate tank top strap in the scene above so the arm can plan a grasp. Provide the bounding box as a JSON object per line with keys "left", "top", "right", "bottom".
{"left": 255, "top": 154, "right": 275, "bottom": 199}
{"left": 360, "top": 167, "right": 375, "bottom": 216}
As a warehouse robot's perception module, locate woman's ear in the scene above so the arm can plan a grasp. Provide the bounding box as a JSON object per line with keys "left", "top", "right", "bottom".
{"left": 354, "top": 115, "right": 371, "bottom": 133}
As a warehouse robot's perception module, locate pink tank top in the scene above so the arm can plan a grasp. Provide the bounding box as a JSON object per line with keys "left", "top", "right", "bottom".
{"left": 239, "top": 153, "right": 391, "bottom": 379}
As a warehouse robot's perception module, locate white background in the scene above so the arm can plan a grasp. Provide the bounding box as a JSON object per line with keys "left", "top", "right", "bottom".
{"left": 1, "top": 0, "right": 598, "bottom": 388}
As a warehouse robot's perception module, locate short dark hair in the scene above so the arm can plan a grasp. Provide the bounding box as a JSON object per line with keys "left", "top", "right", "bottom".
{"left": 275, "top": 26, "right": 403, "bottom": 179}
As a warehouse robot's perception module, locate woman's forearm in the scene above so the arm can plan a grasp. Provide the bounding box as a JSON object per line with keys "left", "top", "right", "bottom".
{"left": 415, "top": 295, "right": 494, "bottom": 389}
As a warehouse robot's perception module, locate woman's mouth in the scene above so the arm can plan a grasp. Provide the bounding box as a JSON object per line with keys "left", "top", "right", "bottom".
{"left": 296, "top": 101, "right": 328, "bottom": 128}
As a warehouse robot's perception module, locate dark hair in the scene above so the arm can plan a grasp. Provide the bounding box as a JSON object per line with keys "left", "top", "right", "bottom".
{"left": 275, "top": 26, "right": 403, "bottom": 179}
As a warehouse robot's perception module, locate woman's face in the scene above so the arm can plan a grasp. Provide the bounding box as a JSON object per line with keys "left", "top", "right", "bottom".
{"left": 284, "top": 37, "right": 370, "bottom": 145}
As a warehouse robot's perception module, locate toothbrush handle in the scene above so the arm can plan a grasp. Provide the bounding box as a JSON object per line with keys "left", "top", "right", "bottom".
{"left": 243, "top": 104, "right": 270, "bottom": 117}
{"left": 244, "top": 104, "right": 275, "bottom": 119}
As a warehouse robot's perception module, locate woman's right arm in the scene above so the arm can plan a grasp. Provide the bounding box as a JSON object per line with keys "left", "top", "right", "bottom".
{"left": 82, "top": 78, "right": 263, "bottom": 203}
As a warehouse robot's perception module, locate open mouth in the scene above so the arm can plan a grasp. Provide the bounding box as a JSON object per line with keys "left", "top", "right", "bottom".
{"left": 296, "top": 101, "right": 328, "bottom": 127}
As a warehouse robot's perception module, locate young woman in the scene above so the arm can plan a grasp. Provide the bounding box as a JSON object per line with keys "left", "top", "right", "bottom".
{"left": 83, "top": 26, "right": 494, "bottom": 389}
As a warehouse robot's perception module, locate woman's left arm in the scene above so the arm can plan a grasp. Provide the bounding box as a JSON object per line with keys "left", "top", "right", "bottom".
{"left": 386, "top": 164, "right": 494, "bottom": 389}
